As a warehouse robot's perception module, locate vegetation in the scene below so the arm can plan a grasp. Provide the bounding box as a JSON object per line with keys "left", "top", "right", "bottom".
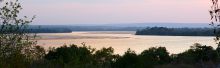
{"left": 26, "top": 28, "right": 72, "bottom": 33}
{"left": 0, "top": 0, "right": 45, "bottom": 67}
{"left": 27, "top": 25, "right": 141, "bottom": 33}
{"left": 1, "top": 43, "right": 218, "bottom": 68}
{"left": 136, "top": 27, "right": 214, "bottom": 36}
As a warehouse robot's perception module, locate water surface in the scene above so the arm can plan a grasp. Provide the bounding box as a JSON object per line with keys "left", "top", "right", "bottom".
{"left": 37, "top": 31, "right": 216, "bottom": 55}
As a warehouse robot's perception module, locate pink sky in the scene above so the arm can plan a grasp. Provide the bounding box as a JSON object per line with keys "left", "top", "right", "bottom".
{"left": 19, "top": 0, "right": 210, "bottom": 25}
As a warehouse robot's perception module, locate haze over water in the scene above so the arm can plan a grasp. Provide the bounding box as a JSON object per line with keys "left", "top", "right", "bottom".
{"left": 37, "top": 31, "right": 216, "bottom": 55}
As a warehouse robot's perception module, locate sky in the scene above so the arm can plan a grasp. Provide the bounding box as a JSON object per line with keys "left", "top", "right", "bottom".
{"left": 16, "top": 0, "right": 211, "bottom": 25}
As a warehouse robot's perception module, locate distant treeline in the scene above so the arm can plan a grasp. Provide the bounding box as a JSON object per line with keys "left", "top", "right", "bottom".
{"left": 136, "top": 27, "right": 214, "bottom": 36}
{"left": 26, "top": 25, "right": 142, "bottom": 33}
{"left": 26, "top": 28, "right": 72, "bottom": 33}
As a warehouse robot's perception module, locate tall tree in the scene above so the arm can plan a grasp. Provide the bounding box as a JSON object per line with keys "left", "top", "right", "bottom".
{"left": 0, "top": 0, "right": 44, "bottom": 67}
{"left": 210, "top": 0, "right": 220, "bottom": 53}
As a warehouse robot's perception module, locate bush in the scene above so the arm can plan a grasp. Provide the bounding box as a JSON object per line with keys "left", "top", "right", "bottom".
{"left": 139, "top": 47, "right": 170, "bottom": 68}
{"left": 45, "top": 44, "right": 95, "bottom": 68}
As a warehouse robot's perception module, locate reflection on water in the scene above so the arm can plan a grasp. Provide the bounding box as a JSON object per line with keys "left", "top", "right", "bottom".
{"left": 37, "top": 31, "right": 217, "bottom": 55}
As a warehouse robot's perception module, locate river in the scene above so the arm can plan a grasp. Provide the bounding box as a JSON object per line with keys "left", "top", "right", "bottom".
{"left": 37, "top": 31, "right": 216, "bottom": 55}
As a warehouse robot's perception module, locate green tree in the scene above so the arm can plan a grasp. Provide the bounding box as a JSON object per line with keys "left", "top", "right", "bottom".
{"left": 176, "top": 43, "right": 217, "bottom": 66}
{"left": 0, "top": 0, "right": 44, "bottom": 67}
{"left": 113, "top": 49, "right": 139, "bottom": 68}
{"left": 94, "top": 47, "right": 119, "bottom": 68}
{"left": 45, "top": 44, "right": 96, "bottom": 68}
{"left": 210, "top": 0, "right": 220, "bottom": 58}
{"left": 139, "top": 47, "right": 170, "bottom": 68}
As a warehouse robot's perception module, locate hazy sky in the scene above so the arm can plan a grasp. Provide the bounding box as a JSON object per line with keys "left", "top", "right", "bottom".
{"left": 18, "top": 0, "right": 210, "bottom": 25}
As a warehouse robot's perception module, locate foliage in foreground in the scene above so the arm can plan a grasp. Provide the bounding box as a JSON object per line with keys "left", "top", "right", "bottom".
{"left": 0, "top": 0, "right": 45, "bottom": 68}
{"left": 1, "top": 43, "right": 219, "bottom": 68}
